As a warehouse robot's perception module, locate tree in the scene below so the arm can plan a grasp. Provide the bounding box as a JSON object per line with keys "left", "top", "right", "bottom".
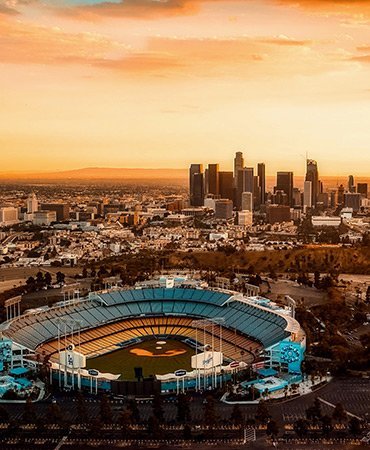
{"left": 332, "top": 403, "right": 347, "bottom": 424}
{"left": 90, "top": 418, "right": 102, "bottom": 437}
{"left": 82, "top": 267, "right": 88, "bottom": 278}
{"left": 294, "top": 419, "right": 309, "bottom": 437}
{"left": 147, "top": 415, "right": 162, "bottom": 438}
{"left": 255, "top": 400, "right": 271, "bottom": 425}
{"left": 320, "top": 415, "right": 333, "bottom": 436}
{"left": 44, "top": 272, "right": 52, "bottom": 286}
{"left": 118, "top": 409, "right": 132, "bottom": 437}
{"left": 306, "top": 398, "right": 322, "bottom": 423}
{"left": 127, "top": 399, "right": 140, "bottom": 423}
{"left": 26, "top": 276, "right": 36, "bottom": 290}
{"left": 99, "top": 394, "right": 112, "bottom": 423}
{"left": 230, "top": 404, "right": 244, "bottom": 426}
{"left": 348, "top": 417, "right": 361, "bottom": 435}
{"left": 47, "top": 402, "right": 63, "bottom": 424}
{"left": 36, "top": 271, "right": 44, "bottom": 286}
{"left": 176, "top": 393, "right": 191, "bottom": 423}
{"left": 266, "top": 419, "right": 279, "bottom": 439}
{"left": 152, "top": 392, "right": 164, "bottom": 423}
{"left": 56, "top": 271, "right": 65, "bottom": 285}
{"left": 203, "top": 396, "right": 218, "bottom": 429}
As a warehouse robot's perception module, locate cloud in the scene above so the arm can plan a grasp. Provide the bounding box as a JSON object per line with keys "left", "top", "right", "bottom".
{"left": 351, "top": 54, "right": 370, "bottom": 63}
{"left": 57, "top": 0, "right": 208, "bottom": 20}
{"left": 0, "top": 5, "right": 19, "bottom": 15}
{"left": 0, "top": 15, "right": 126, "bottom": 65}
{"left": 275, "top": 0, "right": 370, "bottom": 18}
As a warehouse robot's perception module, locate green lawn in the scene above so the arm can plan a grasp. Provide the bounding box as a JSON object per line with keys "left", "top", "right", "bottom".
{"left": 86, "top": 339, "right": 194, "bottom": 380}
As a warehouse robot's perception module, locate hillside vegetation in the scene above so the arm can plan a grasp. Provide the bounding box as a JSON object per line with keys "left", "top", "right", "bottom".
{"left": 167, "top": 247, "right": 370, "bottom": 275}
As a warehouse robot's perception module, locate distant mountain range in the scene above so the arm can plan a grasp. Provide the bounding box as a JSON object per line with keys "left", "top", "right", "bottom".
{"left": 0, "top": 167, "right": 368, "bottom": 189}
{"left": 0, "top": 167, "right": 188, "bottom": 181}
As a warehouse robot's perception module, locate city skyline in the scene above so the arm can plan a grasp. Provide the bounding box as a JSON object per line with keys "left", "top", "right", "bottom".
{"left": 1, "top": 0, "right": 370, "bottom": 175}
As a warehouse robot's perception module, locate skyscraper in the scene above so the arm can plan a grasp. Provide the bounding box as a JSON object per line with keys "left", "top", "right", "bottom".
{"left": 236, "top": 167, "right": 254, "bottom": 209}
{"left": 241, "top": 192, "right": 253, "bottom": 211}
{"left": 27, "top": 193, "right": 38, "bottom": 214}
{"left": 234, "top": 152, "right": 244, "bottom": 188}
{"left": 348, "top": 175, "right": 355, "bottom": 193}
{"left": 344, "top": 193, "right": 362, "bottom": 212}
{"left": 219, "top": 171, "right": 234, "bottom": 201}
{"left": 208, "top": 164, "right": 219, "bottom": 196}
{"left": 257, "top": 163, "right": 266, "bottom": 205}
{"left": 303, "top": 180, "right": 312, "bottom": 212}
{"left": 253, "top": 176, "right": 261, "bottom": 210}
{"left": 337, "top": 184, "right": 345, "bottom": 206}
{"left": 357, "top": 183, "right": 368, "bottom": 198}
{"left": 189, "top": 164, "right": 204, "bottom": 206}
{"left": 305, "top": 160, "right": 319, "bottom": 207}
{"left": 276, "top": 171, "right": 294, "bottom": 206}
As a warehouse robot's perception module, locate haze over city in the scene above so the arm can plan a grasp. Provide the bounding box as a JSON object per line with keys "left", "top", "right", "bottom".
{"left": 1, "top": 0, "right": 370, "bottom": 175}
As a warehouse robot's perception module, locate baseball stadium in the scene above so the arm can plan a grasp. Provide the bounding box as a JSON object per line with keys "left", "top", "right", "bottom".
{"left": 0, "top": 276, "right": 306, "bottom": 396}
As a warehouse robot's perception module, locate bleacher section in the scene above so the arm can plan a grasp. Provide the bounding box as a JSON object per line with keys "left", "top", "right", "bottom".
{"left": 37, "top": 315, "right": 262, "bottom": 363}
{"left": 2, "top": 287, "right": 292, "bottom": 358}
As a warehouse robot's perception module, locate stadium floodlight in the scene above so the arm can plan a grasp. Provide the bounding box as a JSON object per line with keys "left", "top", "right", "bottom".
{"left": 191, "top": 317, "right": 225, "bottom": 328}
{"left": 191, "top": 318, "right": 225, "bottom": 391}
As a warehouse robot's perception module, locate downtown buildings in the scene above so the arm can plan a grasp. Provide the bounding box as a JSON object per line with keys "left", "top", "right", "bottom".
{"left": 189, "top": 153, "right": 369, "bottom": 226}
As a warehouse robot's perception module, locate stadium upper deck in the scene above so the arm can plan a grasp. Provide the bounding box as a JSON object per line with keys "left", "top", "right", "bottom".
{"left": 0, "top": 283, "right": 303, "bottom": 355}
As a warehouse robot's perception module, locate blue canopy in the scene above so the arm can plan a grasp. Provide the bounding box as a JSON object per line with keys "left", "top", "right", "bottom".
{"left": 17, "top": 378, "right": 32, "bottom": 388}
{"left": 9, "top": 367, "right": 29, "bottom": 376}
{"left": 256, "top": 368, "right": 278, "bottom": 377}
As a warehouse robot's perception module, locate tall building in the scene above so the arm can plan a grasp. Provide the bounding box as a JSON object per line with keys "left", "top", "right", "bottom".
{"left": 189, "top": 164, "right": 204, "bottom": 206}
{"left": 215, "top": 199, "right": 233, "bottom": 220}
{"left": 192, "top": 173, "right": 204, "bottom": 207}
{"left": 33, "top": 210, "right": 57, "bottom": 226}
{"left": 234, "top": 152, "right": 244, "bottom": 188}
{"left": 219, "top": 171, "right": 234, "bottom": 201}
{"left": 238, "top": 210, "right": 253, "bottom": 227}
{"left": 253, "top": 176, "right": 261, "bottom": 210}
{"left": 292, "top": 188, "right": 302, "bottom": 207}
{"left": 357, "top": 183, "right": 368, "bottom": 198}
{"left": 344, "top": 193, "right": 362, "bottom": 212}
{"left": 0, "top": 207, "right": 18, "bottom": 227}
{"left": 337, "top": 184, "right": 345, "bottom": 206}
{"left": 348, "top": 175, "right": 355, "bottom": 193}
{"left": 40, "top": 203, "right": 69, "bottom": 221}
{"left": 267, "top": 205, "right": 291, "bottom": 224}
{"left": 241, "top": 192, "right": 253, "bottom": 211}
{"left": 303, "top": 180, "right": 312, "bottom": 212}
{"left": 257, "top": 163, "right": 266, "bottom": 205}
{"left": 207, "top": 164, "right": 219, "bottom": 196}
{"left": 26, "top": 193, "right": 38, "bottom": 214}
{"left": 276, "top": 171, "right": 294, "bottom": 206}
{"left": 236, "top": 167, "right": 254, "bottom": 209}
{"left": 305, "top": 160, "right": 319, "bottom": 207}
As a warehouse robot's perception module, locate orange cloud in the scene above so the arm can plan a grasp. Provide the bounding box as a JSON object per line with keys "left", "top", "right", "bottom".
{"left": 0, "top": 14, "right": 125, "bottom": 65}
{"left": 276, "top": 0, "right": 370, "bottom": 17}
{"left": 58, "top": 0, "right": 208, "bottom": 20}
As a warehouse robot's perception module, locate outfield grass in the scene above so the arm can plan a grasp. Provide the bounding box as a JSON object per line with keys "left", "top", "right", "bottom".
{"left": 86, "top": 339, "right": 194, "bottom": 380}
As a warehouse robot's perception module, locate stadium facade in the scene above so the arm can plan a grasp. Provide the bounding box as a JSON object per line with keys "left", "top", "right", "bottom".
{"left": 0, "top": 276, "right": 305, "bottom": 395}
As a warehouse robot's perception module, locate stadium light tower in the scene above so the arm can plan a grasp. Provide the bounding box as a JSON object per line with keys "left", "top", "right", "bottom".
{"left": 55, "top": 318, "right": 82, "bottom": 390}
{"left": 191, "top": 318, "right": 225, "bottom": 391}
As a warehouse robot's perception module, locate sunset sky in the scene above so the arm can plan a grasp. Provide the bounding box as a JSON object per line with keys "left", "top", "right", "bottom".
{"left": 1, "top": 0, "right": 370, "bottom": 176}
